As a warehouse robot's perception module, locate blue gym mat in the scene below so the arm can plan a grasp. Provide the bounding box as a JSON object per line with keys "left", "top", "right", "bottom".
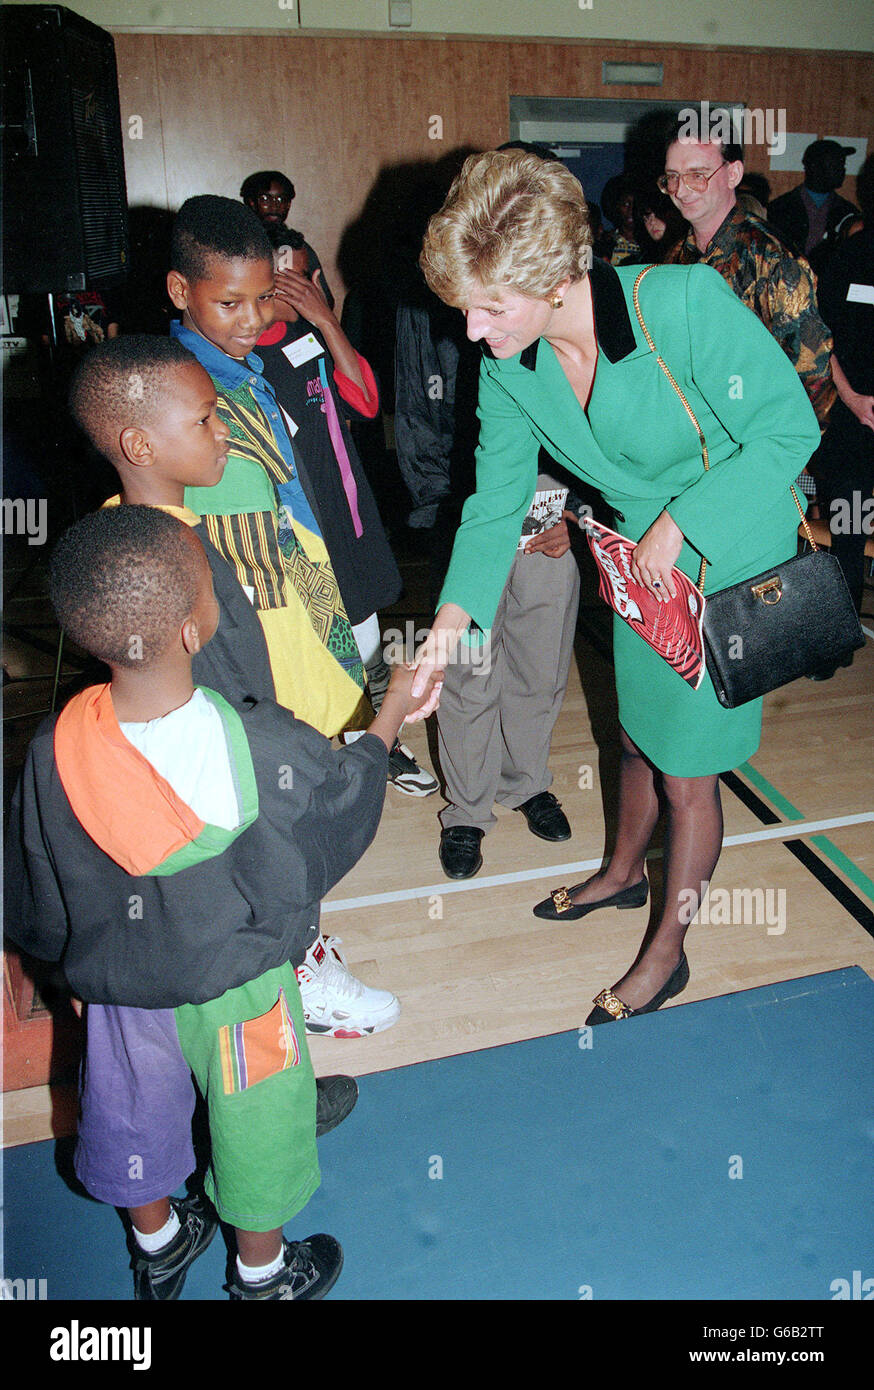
{"left": 2, "top": 967, "right": 872, "bottom": 1300}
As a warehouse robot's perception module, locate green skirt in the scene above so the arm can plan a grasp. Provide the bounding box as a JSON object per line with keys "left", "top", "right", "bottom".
{"left": 611, "top": 529, "right": 797, "bottom": 777}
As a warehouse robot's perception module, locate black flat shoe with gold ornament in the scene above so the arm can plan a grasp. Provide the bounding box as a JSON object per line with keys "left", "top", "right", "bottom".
{"left": 532, "top": 876, "right": 648, "bottom": 921}
{"left": 585, "top": 953, "right": 690, "bottom": 1026}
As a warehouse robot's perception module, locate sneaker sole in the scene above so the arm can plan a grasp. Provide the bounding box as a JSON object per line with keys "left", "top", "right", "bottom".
{"left": 388, "top": 776, "right": 439, "bottom": 797}
{"left": 305, "top": 1009, "right": 400, "bottom": 1038}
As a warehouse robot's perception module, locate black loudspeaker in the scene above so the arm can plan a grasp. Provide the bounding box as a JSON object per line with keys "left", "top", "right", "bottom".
{"left": 1, "top": 4, "right": 129, "bottom": 293}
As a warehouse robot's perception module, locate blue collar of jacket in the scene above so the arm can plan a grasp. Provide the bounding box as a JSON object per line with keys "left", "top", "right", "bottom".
{"left": 500, "top": 257, "right": 639, "bottom": 374}
{"left": 169, "top": 319, "right": 301, "bottom": 487}
{"left": 169, "top": 319, "right": 266, "bottom": 388}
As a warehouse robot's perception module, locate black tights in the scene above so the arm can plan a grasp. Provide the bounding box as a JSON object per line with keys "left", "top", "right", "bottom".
{"left": 571, "top": 726, "right": 723, "bottom": 1009}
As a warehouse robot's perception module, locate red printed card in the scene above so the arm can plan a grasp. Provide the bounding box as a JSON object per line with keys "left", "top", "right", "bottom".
{"left": 584, "top": 518, "right": 707, "bottom": 690}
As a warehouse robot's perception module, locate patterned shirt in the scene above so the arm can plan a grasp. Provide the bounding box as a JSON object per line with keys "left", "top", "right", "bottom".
{"left": 610, "top": 233, "right": 640, "bottom": 266}
{"left": 667, "top": 204, "right": 835, "bottom": 425}
{"left": 170, "top": 320, "right": 366, "bottom": 736}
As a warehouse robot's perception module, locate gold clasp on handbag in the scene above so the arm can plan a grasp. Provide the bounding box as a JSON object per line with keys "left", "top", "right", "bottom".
{"left": 751, "top": 576, "right": 782, "bottom": 604}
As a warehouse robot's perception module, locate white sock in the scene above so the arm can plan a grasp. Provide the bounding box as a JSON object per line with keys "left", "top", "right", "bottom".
{"left": 132, "top": 1209, "right": 181, "bottom": 1253}
{"left": 237, "top": 1247, "right": 286, "bottom": 1284}
{"left": 352, "top": 613, "right": 381, "bottom": 666}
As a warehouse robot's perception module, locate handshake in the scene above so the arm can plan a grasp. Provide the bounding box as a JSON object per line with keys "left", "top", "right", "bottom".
{"left": 381, "top": 662, "right": 444, "bottom": 721}
{"left": 367, "top": 660, "right": 444, "bottom": 753}
{"left": 368, "top": 605, "right": 471, "bottom": 748}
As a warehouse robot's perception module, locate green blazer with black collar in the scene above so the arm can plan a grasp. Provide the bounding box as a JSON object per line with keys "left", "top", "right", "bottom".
{"left": 438, "top": 258, "right": 821, "bottom": 775}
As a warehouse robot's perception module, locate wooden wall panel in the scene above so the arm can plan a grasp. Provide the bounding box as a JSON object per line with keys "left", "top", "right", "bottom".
{"left": 114, "top": 33, "right": 166, "bottom": 208}
{"left": 113, "top": 33, "right": 874, "bottom": 310}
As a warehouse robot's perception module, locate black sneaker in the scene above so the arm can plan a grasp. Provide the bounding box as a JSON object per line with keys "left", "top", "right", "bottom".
{"left": 131, "top": 1192, "right": 219, "bottom": 1300}
{"left": 227, "top": 1235, "right": 343, "bottom": 1301}
{"left": 387, "top": 741, "right": 439, "bottom": 797}
{"left": 315, "top": 1074, "right": 359, "bottom": 1136}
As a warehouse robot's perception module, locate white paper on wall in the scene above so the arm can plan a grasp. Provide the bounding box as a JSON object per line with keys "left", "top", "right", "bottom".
{"left": 768, "top": 133, "right": 818, "bottom": 172}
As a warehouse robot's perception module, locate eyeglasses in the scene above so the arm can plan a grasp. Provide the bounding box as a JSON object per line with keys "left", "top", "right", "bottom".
{"left": 657, "top": 163, "right": 728, "bottom": 195}
{"left": 257, "top": 192, "right": 290, "bottom": 206}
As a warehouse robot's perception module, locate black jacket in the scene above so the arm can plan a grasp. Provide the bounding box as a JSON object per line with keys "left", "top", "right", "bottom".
{"left": 191, "top": 523, "right": 276, "bottom": 701}
{"left": 256, "top": 323, "right": 401, "bottom": 625}
{"left": 4, "top": 697, "right": 387, "bottom": 1009}
{"left": 767, "top": 187, "right": 859, "bottom": 269}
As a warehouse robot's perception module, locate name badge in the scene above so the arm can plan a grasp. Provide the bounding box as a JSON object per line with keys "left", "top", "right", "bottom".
{"left": 282, "top": 332, "right": 324, "bottom": 367}
{"left": 846, "top": 282, "right": 874, "bottom": 305}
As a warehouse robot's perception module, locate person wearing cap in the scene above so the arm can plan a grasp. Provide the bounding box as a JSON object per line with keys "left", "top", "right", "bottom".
{"left": 768, "top": 140, "right": 859, "bottom": 272}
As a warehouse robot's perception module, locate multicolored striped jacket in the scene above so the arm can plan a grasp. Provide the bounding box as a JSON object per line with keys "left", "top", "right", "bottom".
{"left": 172, "top": 320, "right": 366, "bottom": 736}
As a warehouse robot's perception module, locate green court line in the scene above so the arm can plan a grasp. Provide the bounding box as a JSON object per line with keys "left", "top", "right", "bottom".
{"left": 741, "top": 760, "right": 874, "bottom": 905}
{"left": 809, "top": 835, "right": 874, "bottom": 904}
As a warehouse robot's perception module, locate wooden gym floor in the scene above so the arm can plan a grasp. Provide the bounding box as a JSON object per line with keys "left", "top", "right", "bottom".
{"left": 3, "top": 532, "right": 873, "bottom": 1140}
{"left": 309, "top": 541, "right": 874, "bottom": 1078}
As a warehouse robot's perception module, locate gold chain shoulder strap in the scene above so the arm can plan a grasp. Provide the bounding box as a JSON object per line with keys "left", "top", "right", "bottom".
{"left": 630, "top": 266, "right": 815, "bottom": 592}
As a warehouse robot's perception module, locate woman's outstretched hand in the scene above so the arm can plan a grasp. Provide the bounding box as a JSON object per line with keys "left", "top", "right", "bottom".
{"left": 405, "top": 603, "right": 471, "bottom": 722}
{"left": 630, "top": 510, "right": 685, "bottom": 602}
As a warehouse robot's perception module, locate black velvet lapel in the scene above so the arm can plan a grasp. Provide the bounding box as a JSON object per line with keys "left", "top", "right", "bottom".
{"left": 519, "top": 340, "right": 538, "bottom": 370}
{"left": 590, "top": 257, "right": 638, "bottom": 363}
{"left": 518, "top": 257, "right": 638, "bottom": 370}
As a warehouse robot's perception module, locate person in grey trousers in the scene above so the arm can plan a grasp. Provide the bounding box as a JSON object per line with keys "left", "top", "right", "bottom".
{"left": 437, "top": 472, "right": 581, "bottom": 879}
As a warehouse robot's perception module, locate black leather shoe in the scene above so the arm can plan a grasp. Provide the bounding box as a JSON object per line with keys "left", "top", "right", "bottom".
{"left": 585, "top": 953, "right": 690, "bottom": 1026}
{"left": 315, "top": 1074, "right": 358, "bottom": 1137}
{"left": 532, "top": 876, "right": 648, "bottom": 921}
{"left": 515, "top": 791, "right": 571, "bottom": 842}
{"left": 439, "top": 825, "right": 484, "bottom": 879}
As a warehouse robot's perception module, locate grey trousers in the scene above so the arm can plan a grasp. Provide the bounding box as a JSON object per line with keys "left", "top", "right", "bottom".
{"left": 437, "top": 547, "right": 580, "bottom": 833}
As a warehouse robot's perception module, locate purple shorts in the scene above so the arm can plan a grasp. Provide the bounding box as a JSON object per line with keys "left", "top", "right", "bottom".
{"left": 75, "top": 1004, "right": 197, "bottom": 1208}
{"left": 74, "top": 964, "right": 319, "bottom": 1230}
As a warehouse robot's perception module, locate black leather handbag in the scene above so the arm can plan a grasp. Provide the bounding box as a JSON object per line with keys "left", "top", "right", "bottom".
{"left": 632, "top": 268, "right": 865, "bottom": 709}
{"left": 701, "top": 536, "right": 864, "bottom": 707}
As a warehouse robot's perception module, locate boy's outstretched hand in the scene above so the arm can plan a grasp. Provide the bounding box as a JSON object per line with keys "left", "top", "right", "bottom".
{"left": 369, "top": 664, "right": 443, "bottom": 751}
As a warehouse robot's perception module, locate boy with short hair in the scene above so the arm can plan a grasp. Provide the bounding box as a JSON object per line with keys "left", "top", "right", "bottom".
{"left": 67, "top": 334, "right": 401, "bottom": 1038}
{"left": 4, "top": 505, "right": 436, "bottom": 1299}
{"left": 165, "top": 194, "right": 366, "bottom": 736}
{"left": 68, "top": 333, "right": 275, "bottom": 704}
{"left": 167, "top": 195, "right": 438, "bottom": 798}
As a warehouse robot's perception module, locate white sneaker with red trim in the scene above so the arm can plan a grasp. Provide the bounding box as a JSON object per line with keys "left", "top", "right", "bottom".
{"left": 295, "top": 935, "right": 400, "bottom": 1038}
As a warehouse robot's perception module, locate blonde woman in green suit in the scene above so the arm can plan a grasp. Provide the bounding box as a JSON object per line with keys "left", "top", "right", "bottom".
{"left": 409, "top": 149, "right": 820, "bottom": 1025}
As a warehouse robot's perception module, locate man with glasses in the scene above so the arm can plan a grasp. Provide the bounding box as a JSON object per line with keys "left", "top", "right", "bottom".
{"left": 660, "top": 114, "right": 834, "bottom": 429}
{"left": 240, "top": 170, "right": 334, "bottom": 309}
